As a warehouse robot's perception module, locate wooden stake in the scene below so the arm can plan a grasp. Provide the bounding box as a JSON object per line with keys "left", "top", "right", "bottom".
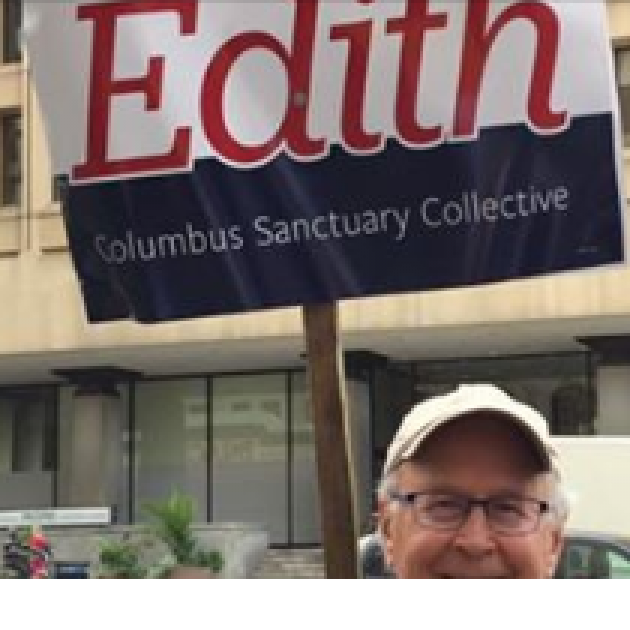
{"left": 302, "top": 302, "right": 358, "bottom": 579}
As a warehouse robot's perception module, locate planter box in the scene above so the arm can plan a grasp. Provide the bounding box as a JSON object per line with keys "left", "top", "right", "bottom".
{"left": 1, "top": 523, "right": 269, "bottom": 579}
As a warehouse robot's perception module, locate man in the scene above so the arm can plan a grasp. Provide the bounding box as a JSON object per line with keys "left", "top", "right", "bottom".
{"left": 378, "top": 384, "right": 568, "bottom": 578}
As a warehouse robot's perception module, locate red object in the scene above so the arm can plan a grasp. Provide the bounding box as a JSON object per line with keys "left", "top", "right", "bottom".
{"left": 26, "top": 529, "right": 51, "bottom": 578}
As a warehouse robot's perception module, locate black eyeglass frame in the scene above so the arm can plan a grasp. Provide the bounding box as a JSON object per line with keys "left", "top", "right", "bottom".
{"left": 387, "top": 490, "right": 552, "bottom": 536}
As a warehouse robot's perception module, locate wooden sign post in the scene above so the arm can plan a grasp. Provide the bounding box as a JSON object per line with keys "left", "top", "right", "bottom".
{"left": 303, "top": 302, "right": 358, "bottom": 579}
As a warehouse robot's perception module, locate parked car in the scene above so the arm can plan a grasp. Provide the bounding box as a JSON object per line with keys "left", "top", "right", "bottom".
{"left": 359, "top": 530, "right": 630, "bottom": 578}
{"left": 554, "top": 531, "right": 630, "bottom": 579}
{"left": 358, "top": 532, "right": 393, "bottom": 578}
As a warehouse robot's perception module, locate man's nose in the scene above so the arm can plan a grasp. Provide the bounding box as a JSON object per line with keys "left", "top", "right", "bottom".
{"left": 452, "top": 504, "right": 497, "bottom": 554}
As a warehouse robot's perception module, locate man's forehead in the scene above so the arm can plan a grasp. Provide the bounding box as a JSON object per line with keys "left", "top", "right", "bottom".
{"left": 395, "top": 458, "right": 552, "bottom": 491}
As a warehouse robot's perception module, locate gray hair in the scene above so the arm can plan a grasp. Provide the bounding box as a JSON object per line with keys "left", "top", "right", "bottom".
{"left": 548, "top": 472, "right": 571, "bottom": 523}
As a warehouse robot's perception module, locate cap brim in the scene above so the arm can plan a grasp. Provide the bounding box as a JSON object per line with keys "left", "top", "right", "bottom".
{"left": 385, "top": 402, "right": 558, "bottom": 478}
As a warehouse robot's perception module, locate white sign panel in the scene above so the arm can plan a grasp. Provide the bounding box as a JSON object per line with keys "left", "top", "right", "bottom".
{"left": 0, "top": 507, "right": 112, "bottom": 528}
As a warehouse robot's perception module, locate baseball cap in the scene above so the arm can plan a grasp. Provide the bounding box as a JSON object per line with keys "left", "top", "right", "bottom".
{"left": 383, "top": 383, "right": 560, "bottom": 478}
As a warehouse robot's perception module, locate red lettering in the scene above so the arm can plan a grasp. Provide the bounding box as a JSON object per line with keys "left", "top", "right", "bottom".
{"left": 200, "top": 0, "right": 325, "bottom": 165}
{"left": 386, "top": 0, "right": 448, "bottom": 145}
{"left": 330, "top": 0, "right": 382, "bottom": 152}
{"left": 72, "top": 0, "right": 570, "bottom": 177}
{"left": 73, "top": 1, "right": 197, "bottom": 181}
{"left": 454, "top": 0, "right": 566, "bottom": 138}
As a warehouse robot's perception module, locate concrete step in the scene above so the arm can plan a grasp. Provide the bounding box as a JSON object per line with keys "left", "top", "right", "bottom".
{"left": 253, "top": 547, "right": 325, "bottom": 579}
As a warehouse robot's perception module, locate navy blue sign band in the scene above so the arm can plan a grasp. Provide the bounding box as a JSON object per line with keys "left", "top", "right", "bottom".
{"left": 63, "top": 113, "right": 623, "bottom": 323}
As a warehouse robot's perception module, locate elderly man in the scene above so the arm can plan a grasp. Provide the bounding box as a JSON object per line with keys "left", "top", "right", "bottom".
{"left": 377, "top": 384, "right": 568, "bottom": 579}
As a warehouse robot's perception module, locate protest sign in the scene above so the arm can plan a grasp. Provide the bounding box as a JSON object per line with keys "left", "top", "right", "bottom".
{"left": 24, "top": 0, "right": 626, "bottom": 322}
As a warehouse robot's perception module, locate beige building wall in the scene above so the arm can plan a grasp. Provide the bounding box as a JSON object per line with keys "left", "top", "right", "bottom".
{"left": 1, "top": 1, "right": 630, "bottom": 369}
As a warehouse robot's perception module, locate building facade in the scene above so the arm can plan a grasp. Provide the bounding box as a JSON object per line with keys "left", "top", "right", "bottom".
{"left": 1, "top": 1, "right": 630, "bottom": 546}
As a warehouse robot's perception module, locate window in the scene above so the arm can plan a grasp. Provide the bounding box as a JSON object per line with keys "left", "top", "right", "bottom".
{"left": 2, "top": 0, "right": 21, "bottom": 63}
{"left": 291, "top": 372, "right": 321, "bottom": 545}
{"left": 556, "top": 541, "right": 630, "bottom": 579}
{"left": 410, "top": 352, "right": 594, "bottom": 436}
{"left": 0, "top": 387, "right": 57, "bottom": 510}
{"left": 609, "top": 548, "right": 630, "bottom": 579}
{"left": 212, "top": 373, "right": 288, "bottom": 545}
{"left": 1, "top": 110, "right": 21, "bottom": 207}
{"left": 133, "top": 378, "right": 207, "bottom": 523}
{"left": 615, "top": 47, "right": 630, "bottom": 146}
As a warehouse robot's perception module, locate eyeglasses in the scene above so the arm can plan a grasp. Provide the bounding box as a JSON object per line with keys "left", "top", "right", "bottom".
{"left": 387, "top": 490, "right": 552, "bottom": 536}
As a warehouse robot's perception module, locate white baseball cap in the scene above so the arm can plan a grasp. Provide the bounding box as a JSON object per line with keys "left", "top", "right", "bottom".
{"left": 383, "top": 383, "right": 560, "bottom": 478}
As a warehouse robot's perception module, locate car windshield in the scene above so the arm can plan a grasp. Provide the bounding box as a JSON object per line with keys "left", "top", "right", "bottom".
{"left": 557, "top": 534, "right": 630, "bottom": 579}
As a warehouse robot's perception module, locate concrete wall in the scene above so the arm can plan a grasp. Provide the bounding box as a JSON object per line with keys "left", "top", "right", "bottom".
{"left": 0, "top": 1, "right": 630, "bottom": 364}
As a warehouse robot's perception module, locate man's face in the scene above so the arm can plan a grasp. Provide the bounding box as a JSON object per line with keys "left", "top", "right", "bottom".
{"left": 379, "top": 412, "right": 565, "bottom": 578}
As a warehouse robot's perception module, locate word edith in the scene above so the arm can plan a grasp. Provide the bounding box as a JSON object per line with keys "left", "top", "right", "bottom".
{"left": 74, "top": 0, "right": 567, "bottom": 182}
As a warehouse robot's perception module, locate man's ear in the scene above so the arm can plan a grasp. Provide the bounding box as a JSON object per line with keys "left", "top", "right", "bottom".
{"left": 547, "top": 526, "right": 566, "bottom": 576}
{"left": 376, "top": 496, "right": 388, "bottom": 532}
{"left": 377, "top": 498, "right": 395, "bottom": 566}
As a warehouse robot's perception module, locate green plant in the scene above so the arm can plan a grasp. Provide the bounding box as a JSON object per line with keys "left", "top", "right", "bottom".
{"left": 96, "top": 536, "right": 147, "bottom": 579}
{"left": 143, "top": 491, "right": 223, "bottom": 577}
